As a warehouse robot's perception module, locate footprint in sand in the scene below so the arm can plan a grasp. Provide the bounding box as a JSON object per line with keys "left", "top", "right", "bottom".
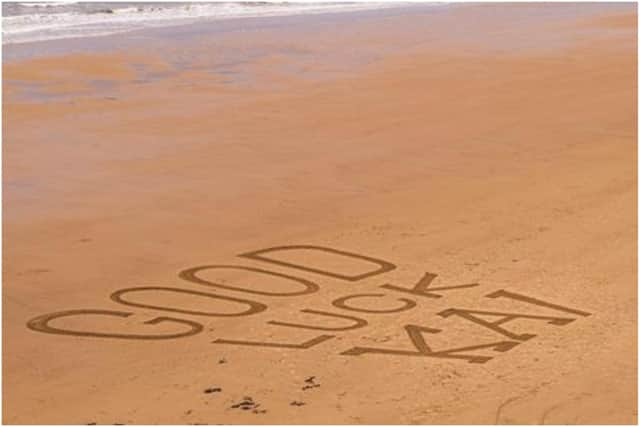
{"left": 302, "top": 376, "right": 320, "bottom": 391}
{"left": 230, "top": 397, "right": 266, "bottom": 414}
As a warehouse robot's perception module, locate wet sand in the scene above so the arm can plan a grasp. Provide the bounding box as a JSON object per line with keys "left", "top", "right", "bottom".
{"left": 3, "top": 3, "right": 637, "bottom": 424}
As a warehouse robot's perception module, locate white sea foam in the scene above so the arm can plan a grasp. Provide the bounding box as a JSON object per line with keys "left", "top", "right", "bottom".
{"left": 16, "top": 2, "right": 81, "bottom": 7}
{"left": 2, "top": 2, "right": 404, "bottom": 44}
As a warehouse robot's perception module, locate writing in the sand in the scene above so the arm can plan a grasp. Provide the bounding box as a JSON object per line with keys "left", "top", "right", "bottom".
{"left": 26, "top": 245, "right": 591, "bottom": 364}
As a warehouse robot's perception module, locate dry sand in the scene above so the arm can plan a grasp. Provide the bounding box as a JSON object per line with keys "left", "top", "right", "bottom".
{"left": 3, "top": 3, "right": 637, "bottom": 424}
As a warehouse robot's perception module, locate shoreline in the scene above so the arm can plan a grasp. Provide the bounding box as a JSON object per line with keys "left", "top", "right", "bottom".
{"left": 4, "top": 2, "right": 633, "bottom": 62}
{"left": 2, "top": 2, "right": 429, "bottom": 60}
{"left": 2, "top": 1, "right": 417, "bottom": 46}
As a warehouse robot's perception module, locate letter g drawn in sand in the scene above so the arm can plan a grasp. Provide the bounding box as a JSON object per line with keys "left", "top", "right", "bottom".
{"left": 26, "top": 309, "right": 203, "bottom": 340}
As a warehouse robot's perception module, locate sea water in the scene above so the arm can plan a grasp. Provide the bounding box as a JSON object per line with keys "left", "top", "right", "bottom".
{"left": 2, "top": 1, "right": 403, "bottom": 44}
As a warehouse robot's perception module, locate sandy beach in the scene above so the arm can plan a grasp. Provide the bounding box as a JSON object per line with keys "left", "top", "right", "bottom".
{"left": 3, "top": 3, "right": 637, "bottom": 424}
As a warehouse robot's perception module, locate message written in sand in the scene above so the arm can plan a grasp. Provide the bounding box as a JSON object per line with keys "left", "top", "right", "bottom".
{"left": 26, "top": 245, "right": 592, "bottom": 364}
